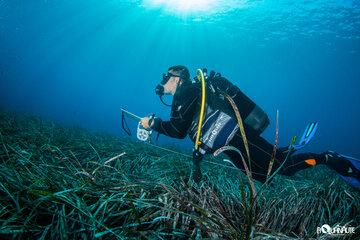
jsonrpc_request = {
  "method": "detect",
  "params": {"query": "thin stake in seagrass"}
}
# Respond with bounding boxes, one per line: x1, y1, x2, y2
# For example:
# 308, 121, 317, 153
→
267, 110, 279, 180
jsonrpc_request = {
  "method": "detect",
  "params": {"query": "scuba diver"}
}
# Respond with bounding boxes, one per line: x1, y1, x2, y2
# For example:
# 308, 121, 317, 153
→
140, 65, 360, 189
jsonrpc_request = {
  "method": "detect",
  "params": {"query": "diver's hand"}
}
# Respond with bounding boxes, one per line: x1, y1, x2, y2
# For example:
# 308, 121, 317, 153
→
140, 117, 151, 129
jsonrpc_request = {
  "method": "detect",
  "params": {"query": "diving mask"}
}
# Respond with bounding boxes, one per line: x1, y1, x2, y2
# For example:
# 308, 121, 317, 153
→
155, 72, 180, 96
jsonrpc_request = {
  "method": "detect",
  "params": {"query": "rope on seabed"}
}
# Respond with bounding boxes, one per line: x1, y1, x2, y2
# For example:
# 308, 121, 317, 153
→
143, 141, 269, 177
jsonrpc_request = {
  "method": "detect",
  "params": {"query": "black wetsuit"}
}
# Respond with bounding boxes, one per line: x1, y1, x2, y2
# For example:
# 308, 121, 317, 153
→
151, 80, 327, 183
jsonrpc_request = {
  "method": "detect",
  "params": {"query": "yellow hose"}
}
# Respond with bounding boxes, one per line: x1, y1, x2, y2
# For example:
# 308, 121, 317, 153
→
195, 69, 206, 150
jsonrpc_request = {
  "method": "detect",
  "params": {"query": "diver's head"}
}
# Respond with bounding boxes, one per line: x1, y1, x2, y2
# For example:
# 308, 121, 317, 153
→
155, 65, 190, 96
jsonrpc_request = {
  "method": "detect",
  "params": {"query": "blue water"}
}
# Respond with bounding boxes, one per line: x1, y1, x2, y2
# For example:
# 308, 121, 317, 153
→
1, 0, 360, 157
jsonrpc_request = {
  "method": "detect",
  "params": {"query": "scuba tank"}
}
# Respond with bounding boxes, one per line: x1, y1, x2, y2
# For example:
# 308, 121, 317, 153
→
205, 69, 269, 136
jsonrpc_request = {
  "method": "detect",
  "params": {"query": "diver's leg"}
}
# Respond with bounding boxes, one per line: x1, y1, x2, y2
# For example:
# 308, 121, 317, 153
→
224, 131, 278, 183
222, 148, 268, 183
222, 131, 332, 181
276, 151, 360, 189
322, 151, 360, 180
277, 153, 326, 176
225, 130, 329, 180
274, 151, 360, 177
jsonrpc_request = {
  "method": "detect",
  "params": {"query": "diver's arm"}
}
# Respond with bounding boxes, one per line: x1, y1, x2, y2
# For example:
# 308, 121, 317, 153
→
151, 92, 199, 139
151, 117, 188, 139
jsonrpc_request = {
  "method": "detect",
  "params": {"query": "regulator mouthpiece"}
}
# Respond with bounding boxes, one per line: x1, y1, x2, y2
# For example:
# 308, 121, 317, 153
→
155, 84, 164, 96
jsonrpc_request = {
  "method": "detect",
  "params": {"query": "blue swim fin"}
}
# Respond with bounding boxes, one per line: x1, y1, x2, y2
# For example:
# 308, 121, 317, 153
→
293, 122, 319, 151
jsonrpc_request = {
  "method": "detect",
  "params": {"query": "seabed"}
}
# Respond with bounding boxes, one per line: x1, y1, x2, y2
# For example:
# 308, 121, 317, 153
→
0, 110, 358, 239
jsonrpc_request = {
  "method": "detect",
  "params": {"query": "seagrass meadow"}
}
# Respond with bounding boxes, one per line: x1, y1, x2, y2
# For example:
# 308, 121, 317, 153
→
0, 110, 359, 239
